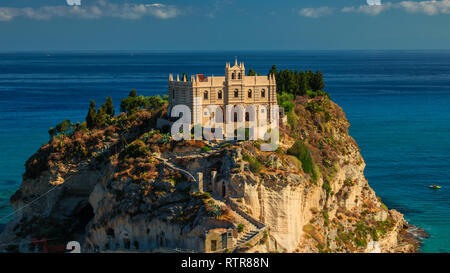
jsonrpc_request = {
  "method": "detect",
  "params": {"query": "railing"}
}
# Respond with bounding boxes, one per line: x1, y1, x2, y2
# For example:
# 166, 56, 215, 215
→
226, 199, 265, 229
154, 157, 197, 183
174, 247, 197, 253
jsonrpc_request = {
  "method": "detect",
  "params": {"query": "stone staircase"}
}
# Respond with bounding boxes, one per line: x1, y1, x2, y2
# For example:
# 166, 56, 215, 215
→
231, 208, 259, 246
237, 230, 260, 246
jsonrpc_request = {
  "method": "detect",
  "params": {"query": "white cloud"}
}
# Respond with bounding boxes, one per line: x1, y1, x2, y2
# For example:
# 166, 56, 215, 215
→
298, 6, 334, 18
367, 0, 382, 6
298, 0, 450, 18
399, 0, 450, 15
66, 0, 81, 6
342, 2, 393, 16
0, 0, 180, 21
0, 8, 15, 21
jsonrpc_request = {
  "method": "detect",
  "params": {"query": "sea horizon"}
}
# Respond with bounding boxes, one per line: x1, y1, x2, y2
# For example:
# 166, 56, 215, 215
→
1, 49, 450, 53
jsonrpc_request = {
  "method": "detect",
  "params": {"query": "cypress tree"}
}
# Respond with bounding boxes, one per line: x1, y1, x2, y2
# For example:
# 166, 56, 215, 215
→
86, 100, 97, 129
247, 68, 257, 76
299, 71, 309, 94
269, 65, 277, 78
95, 106, 108, 128
311, 71, 325, 91
104, 96, 115, 117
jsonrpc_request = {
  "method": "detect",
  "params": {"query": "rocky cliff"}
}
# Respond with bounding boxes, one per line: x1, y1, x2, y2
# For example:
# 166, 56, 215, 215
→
0, 94, 422, 253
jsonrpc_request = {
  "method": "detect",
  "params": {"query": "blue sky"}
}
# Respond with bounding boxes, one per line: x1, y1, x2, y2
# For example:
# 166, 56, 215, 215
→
0, 0, 450, 50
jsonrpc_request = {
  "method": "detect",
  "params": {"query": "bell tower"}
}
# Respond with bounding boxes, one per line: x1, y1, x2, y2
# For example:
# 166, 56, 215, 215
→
225, 58, 245, 82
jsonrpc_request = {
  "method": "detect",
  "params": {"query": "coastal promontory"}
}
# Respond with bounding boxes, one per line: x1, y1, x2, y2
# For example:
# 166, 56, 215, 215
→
0, 87, 420, 253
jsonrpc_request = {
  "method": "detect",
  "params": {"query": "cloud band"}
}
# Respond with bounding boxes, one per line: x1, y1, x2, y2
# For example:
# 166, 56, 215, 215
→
0, 0, 180, 22
299, 0, 450, 18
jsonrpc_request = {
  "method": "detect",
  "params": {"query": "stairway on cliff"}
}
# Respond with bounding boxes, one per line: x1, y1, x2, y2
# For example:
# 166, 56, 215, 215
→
231, 209, 259, 247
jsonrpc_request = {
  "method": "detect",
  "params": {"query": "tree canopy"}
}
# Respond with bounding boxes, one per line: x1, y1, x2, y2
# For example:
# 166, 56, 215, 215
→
270, 66, 326, 96
120, 90, 166, 115
247, 68, 259, 76
48, 119, 74, 139
85, 97, 116, 130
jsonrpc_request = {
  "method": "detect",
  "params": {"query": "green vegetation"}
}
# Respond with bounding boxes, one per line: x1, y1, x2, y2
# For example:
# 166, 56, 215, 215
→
336, 218, 395, 250
158, 132, 171, 144
269, 65, 327, 97
374, 218, 395, 236
322, 181, 332, 195
202, 146, 211, 152
195, 192, 211, 200
247, 68, 259, 76
322, 210, 330, 227
122, 140, 150, 159
237, 224, 245, 233
86, 100, 97, 129
302, 224, 314, 233
84, 97, 115, 129
48, 119, 74, 139
104, 96, 115, 116
277, 92, 295, 113
207, 204, 221, 218
353, 222, 372, 247
120, 89, 166, 115
287, 140, 317, 181
344, 178, 355, 187
242, 153, 262, 173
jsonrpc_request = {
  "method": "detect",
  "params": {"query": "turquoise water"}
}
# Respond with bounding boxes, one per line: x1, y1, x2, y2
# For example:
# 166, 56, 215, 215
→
0, 51, 449, 252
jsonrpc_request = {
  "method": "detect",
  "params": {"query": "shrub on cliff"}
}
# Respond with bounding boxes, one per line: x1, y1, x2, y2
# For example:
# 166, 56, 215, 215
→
84, 97, 116, 130
122, 140, 150, 159
120, 90, 165, 115
238, 224, 245, 233
242, 153, 262, 173
48, 119, 74, 139
287, 140, 317, 181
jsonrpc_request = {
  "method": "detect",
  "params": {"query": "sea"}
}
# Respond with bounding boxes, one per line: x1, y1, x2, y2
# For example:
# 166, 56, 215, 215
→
0, 51, 449, 253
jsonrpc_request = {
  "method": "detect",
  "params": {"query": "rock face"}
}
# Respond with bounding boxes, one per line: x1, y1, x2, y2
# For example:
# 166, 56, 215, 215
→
0, 96, 421, 253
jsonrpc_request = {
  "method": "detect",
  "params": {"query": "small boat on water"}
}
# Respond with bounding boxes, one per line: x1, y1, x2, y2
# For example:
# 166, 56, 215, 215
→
429, 185, 441, 189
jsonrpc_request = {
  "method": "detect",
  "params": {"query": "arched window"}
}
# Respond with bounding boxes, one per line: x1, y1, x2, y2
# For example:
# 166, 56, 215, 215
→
204, 91, 208, 100
232, 72, 236, 80
245, 112, 250, 121
234, 89, 239, 98
261, 89, 265, 98
234, 112, 238, 122
248, 89, 252, 98
172, 89, 175, 99
218, 90, 223, 99
238, 73, 242, 79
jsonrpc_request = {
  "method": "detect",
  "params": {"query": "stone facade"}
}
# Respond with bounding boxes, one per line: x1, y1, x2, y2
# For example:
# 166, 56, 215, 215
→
205, 228, 233, 252
168, 59, 277, 130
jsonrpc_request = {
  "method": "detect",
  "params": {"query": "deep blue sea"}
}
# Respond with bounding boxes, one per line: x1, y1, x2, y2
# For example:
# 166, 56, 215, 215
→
0, 51, 449, 252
